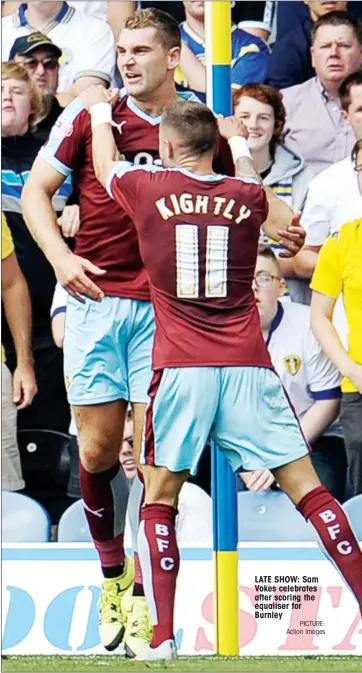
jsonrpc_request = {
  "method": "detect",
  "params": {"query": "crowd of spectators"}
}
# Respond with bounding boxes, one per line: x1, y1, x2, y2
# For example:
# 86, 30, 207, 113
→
1, 1, 362, 538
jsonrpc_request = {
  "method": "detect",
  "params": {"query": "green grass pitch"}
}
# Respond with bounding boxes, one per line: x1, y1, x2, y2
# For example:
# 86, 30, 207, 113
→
2, 656, 362, 673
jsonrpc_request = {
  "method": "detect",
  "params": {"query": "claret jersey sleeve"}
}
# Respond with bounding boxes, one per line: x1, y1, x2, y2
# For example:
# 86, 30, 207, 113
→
39, 97, 89, 177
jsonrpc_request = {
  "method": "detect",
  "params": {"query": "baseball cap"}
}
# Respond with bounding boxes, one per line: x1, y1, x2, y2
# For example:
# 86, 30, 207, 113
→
9, 33, 62, 61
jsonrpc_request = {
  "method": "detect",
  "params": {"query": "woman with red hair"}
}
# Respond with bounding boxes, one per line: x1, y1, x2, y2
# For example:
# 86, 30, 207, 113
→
234, 83, 313, 303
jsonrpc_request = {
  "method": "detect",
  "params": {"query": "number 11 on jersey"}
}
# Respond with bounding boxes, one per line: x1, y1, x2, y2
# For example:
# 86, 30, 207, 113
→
176, 224, 229, 299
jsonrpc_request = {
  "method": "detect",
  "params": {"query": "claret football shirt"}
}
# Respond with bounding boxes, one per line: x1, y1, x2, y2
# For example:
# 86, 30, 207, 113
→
40, 90, 233, 300
107, 162, 271, 370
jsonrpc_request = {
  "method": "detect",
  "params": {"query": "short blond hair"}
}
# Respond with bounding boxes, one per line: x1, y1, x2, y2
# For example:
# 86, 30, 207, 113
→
2, 61, 44, 129
124, 8, 181, 50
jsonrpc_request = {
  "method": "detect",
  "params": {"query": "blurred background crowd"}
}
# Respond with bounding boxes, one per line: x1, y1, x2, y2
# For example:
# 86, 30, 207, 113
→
1, 1, 362, 543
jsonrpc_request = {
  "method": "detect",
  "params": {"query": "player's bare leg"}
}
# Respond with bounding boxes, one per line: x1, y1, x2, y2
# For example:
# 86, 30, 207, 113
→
74, 400, 134, 650
123, 401, 153, 656
127, 465, 189, 660
272, 455, 362, 613
131, 402, 147, 468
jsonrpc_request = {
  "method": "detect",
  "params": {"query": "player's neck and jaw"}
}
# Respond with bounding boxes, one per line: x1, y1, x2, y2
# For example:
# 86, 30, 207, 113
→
178, 151, 215, 175
129, 78, 179, 118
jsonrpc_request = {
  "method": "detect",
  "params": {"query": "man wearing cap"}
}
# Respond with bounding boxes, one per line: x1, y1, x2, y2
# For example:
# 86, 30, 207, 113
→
2, 1, 115, 96
10, 33, 67, 138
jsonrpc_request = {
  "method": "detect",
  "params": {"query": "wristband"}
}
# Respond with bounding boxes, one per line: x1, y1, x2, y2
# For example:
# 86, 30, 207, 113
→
228, 136, 252, 162
90, 102, 113, 129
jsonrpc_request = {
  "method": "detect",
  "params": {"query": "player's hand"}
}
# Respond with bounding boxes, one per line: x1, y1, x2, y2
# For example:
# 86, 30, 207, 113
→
12, 363, 37, 410
277, 212, 306, 258
57, 204, 80, 238
53, 250, 106, 303
239, 469, 275, 492
80, 85, 119, 112
217, 115, 249, 141
346, 363, 362, 394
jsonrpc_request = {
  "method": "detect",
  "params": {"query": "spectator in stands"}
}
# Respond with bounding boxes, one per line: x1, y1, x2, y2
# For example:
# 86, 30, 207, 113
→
239, 246, 346, 501
1, 2, 115, 97
174, 0, 270, 95
2, 212, 37, 492
120, 410, 137, 483
294, 69, 362, 279
270, 0, 362, 43
233, 83, 313, 304
267, 2, 348, 90
311, 168, 362, 496
50, 282, 80, 500
9, 33, 70, 140
2, 61, 71, 433
2, 1, 131, 40
233, 1, 270, 42
282, 11, 362, 176
101, 1, 270, 39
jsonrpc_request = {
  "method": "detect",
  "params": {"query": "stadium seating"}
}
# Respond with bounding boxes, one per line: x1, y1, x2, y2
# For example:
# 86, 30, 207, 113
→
17, 429, 71, 492
343, 495, 362, 541
237, 490, 317, 542
2, 491, 50, 542
57, 499, 92, 542
17, 429, 73, 524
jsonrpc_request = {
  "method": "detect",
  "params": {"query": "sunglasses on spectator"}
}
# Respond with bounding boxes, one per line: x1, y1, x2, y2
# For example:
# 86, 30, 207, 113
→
354, 164, 362, 173
253, 272, 281, 288
23, 56, 59, 71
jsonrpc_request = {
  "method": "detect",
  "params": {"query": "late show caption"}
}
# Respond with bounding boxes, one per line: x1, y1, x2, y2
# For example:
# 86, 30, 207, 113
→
254, 575, 325, 634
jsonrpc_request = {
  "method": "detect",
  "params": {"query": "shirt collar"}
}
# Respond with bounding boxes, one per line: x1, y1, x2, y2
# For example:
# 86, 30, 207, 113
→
182, 21, 205, 46
316, 77, 329, 101
316, 77, 340, 105
18, 2, 69, 27
266, 301, 284, 347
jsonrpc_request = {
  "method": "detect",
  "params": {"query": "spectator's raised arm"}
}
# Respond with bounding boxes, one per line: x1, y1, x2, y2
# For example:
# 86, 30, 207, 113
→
1, 216, 37, 409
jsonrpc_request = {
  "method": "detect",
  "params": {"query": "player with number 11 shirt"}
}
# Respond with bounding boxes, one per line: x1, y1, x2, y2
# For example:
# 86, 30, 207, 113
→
21, 9, 236, 653
89, 95, 362, 661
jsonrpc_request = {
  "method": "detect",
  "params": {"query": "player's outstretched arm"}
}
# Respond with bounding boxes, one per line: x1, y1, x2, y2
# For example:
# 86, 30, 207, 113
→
81, 86, 121, 189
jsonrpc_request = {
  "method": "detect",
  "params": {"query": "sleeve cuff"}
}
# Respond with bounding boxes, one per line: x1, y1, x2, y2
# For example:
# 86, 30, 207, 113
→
311, 387, 342, 401
39, 147, 72, 178
73, 70, 111, 84
51, 306, 67, 320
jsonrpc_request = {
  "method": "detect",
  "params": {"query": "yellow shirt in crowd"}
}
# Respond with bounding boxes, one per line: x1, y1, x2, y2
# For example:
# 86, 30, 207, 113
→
311, 218, 362, 393
2, 213, 15, 363
2, 212, 14, 261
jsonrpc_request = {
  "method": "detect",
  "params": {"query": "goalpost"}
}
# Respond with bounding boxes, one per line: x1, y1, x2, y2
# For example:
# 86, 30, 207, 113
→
205, 1, 239, 657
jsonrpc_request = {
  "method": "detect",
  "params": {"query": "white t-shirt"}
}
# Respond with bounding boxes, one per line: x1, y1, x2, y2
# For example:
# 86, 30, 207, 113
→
50, 283, 77, 436
266, 301, 342, 438
2, 3, 115, 92
67, 1, 107, 22
301, 156, 362, 247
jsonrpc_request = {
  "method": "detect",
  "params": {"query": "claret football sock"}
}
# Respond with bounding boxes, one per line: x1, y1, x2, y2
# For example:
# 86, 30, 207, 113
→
137, 503, 179, 648
297, 486, 362, 612
79, 461, 129, 572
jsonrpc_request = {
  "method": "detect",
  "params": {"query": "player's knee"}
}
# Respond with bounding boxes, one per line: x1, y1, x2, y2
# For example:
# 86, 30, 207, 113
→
79, 438, 120, 473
